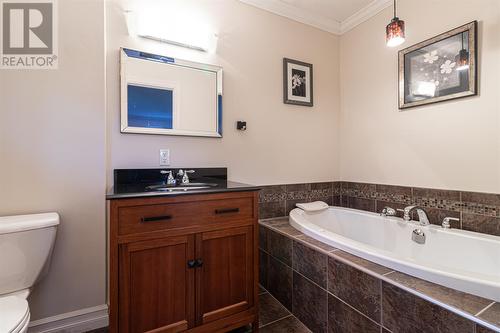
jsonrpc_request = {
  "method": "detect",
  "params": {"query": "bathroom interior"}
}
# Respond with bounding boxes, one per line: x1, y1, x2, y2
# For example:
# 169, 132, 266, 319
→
0, 0, 499, 332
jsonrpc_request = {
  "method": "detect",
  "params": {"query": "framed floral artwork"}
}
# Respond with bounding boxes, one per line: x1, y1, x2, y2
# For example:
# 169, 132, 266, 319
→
399, 21, 477, 109
283, 58, 313, 107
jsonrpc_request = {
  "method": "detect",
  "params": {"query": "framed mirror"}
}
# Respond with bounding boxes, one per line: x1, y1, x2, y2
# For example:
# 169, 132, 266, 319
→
120, 48, 223, 137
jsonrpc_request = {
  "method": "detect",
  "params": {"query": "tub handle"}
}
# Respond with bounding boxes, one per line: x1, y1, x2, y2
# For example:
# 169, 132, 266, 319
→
442, 217, 459, 229
380, 206, 397, 217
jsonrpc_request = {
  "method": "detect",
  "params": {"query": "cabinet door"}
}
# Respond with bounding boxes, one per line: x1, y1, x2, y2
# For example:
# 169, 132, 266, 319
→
196, 226, 254, 325
119, 235, 195, 333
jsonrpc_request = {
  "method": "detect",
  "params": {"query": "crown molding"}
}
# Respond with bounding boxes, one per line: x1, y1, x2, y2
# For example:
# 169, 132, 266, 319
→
238, 0, 341, 34
340, 0, 392, 34
239, 0, 393, 35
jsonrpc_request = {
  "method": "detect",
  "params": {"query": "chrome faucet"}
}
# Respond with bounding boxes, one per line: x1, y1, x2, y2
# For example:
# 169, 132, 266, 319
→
177, 169, 195, 184
403, 205, 430, 226
160, 170, 176, 185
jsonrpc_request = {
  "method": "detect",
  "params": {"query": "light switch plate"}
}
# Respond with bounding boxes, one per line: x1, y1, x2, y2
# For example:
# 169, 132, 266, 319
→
159, 149, 170, 166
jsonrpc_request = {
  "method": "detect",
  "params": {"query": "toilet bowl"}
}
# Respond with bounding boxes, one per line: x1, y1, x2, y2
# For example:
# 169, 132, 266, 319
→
0, 213, 59, 332
0, 295, 30, 333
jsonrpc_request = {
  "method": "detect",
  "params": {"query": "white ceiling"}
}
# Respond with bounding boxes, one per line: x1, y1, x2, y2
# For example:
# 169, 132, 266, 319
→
239, 0, 392, 34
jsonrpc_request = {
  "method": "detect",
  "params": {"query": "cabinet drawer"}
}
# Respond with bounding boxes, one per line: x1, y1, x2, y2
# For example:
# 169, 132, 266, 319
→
118, 197, 254, 236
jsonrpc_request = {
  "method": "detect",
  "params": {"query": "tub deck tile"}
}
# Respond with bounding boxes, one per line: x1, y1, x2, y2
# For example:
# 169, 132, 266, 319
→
260, 218, 302, 237
476, 324, 499, 333
330, 249, 393, 276
267, 229, 292, 266
268, 255, 293, 311
479, 302, 500, 328
384, 271, 493, 316
295, 234, 338, 253
382, 281, 475, 333
293, 240, 328, 288
292, 272, 328, 333
328, 294, 380, 333
327, 256, 382, 323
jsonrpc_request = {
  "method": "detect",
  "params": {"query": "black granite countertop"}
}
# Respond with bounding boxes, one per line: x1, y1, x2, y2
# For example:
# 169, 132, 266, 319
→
106, 168, 260, 200
106, 180, 260, 199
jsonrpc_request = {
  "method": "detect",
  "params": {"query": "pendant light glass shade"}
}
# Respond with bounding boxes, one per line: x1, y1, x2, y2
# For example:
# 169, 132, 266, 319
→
456, 48, 469, 71
386, 0, 405, 47
456, 33, 469, 71
386, 17, 405, 47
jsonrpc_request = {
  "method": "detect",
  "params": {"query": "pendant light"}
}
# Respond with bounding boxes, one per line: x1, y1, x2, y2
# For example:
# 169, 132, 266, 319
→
386, 0, 405, 47
456, 33, 469, 71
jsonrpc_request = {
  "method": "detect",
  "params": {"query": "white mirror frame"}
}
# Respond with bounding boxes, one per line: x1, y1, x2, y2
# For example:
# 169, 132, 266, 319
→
120, 48, 223, 137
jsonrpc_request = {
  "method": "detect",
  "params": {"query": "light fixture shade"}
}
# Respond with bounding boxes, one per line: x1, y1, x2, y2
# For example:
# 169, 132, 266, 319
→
386, 17, 405, 47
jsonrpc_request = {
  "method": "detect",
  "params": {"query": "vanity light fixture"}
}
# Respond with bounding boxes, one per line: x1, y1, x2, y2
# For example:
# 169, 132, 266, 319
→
138, 35, 209, 52
456, 33, 470, 71
124, 9, 216, 53
386, 0, 405, 47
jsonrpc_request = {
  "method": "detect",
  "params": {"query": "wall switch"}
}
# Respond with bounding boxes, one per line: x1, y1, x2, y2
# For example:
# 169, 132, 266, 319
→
159, 149, 170, 166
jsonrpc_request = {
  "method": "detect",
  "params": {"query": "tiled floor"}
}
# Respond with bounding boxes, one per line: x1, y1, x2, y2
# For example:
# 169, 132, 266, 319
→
85, 286, 309, 333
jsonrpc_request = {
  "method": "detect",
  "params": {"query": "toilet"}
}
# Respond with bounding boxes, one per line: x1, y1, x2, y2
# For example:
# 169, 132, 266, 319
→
0, 213, 59, 333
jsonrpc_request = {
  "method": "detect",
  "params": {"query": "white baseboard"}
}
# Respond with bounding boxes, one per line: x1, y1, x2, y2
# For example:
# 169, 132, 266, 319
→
28, 304, 108, 333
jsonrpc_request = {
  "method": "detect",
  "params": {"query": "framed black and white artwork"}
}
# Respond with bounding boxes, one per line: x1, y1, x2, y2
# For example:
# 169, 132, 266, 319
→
399, 21, 477, 109
283, 58, 313, 107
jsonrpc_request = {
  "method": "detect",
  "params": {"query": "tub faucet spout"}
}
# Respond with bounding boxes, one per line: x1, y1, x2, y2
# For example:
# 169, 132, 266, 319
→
403, 205, 430, 226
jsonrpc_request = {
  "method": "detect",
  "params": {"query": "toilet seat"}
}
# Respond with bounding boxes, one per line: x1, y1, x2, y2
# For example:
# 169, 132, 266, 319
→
0, 296, 30, 333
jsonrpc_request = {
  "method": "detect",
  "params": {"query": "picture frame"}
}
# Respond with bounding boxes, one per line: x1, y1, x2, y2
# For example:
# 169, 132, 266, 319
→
283, 58, 313, 107
398, 21, 477, 109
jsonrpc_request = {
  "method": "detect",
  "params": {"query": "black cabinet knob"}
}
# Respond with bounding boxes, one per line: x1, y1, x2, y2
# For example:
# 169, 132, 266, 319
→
187, 260, 196, 268
195, 259, 203, 268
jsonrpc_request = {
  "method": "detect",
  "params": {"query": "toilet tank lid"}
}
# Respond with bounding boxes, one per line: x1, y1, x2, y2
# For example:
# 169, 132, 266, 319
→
0, 213, 59, 234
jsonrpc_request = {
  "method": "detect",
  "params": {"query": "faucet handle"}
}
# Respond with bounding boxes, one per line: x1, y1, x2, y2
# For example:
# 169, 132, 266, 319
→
442, 217, 460, 229
397, 208, 410, 221
380, 206, 396, 217
166, 171, 176, 185
181, 170, 195, 184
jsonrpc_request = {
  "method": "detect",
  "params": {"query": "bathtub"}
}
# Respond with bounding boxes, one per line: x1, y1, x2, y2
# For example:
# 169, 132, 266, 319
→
289, 207, 500, 302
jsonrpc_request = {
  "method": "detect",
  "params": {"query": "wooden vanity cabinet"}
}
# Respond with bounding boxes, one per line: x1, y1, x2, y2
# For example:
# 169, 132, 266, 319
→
108, 191, 259, 333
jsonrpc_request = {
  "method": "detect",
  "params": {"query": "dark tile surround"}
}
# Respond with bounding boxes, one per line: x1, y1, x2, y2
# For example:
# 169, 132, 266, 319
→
259, 218, 500, 333
259, 181, 500, 237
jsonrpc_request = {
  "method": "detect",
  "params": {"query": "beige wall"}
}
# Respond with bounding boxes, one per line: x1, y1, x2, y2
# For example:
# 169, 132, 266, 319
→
339, 0, 500, 193
106, 0, 341, 187
0, 0, 106, 320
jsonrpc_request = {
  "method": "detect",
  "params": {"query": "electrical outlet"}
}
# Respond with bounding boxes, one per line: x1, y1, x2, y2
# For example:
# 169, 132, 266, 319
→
159, 149, 170, 166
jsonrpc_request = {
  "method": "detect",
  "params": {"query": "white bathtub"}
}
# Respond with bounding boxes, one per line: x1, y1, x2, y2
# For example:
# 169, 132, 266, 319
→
290, 207, 500, 302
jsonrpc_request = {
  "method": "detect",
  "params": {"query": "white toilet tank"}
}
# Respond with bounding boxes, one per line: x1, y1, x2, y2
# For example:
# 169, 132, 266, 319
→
0, 213, 59, 297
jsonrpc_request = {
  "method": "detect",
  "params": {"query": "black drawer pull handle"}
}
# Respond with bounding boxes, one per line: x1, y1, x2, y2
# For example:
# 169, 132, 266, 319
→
141, 215, 172, 223
215, 208, 240, 214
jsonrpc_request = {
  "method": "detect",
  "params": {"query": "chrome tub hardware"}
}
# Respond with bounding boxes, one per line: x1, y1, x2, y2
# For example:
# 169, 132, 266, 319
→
403, 205, 430, 226
442, 217, 460, 229
412, 228, 426, 244
380, 206, 397, 217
